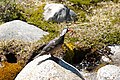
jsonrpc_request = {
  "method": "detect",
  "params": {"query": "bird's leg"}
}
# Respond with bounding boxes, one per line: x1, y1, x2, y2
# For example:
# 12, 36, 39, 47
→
50, 54, 60, 63
37, 54, 60, 65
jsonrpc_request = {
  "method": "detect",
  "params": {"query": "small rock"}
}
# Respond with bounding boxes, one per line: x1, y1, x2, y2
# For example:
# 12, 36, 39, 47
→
97, 65, 120, 80
15, 55, 84, 80
43, 3, 77, 22
108, 45, 120, 54
108, 45, 120, 66
101, 56, 111, 63
0, 20, 49, 42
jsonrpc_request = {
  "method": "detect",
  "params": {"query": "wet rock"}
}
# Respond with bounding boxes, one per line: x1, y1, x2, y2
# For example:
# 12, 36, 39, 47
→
97, 65, 120, 80
15, 55, 84, 80
0, 20, 49, 42
43, 3, 77, 23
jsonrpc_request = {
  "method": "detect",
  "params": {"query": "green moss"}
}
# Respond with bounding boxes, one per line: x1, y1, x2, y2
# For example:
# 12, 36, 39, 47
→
63, 43, 75, 63
68, 0, 117, 5
112, 0, 119, 3
111, 12, 120, 25
24, 4, 63, 35
68, 0, 93, 5
103, 30, 120, 44
78, 11, 89, 22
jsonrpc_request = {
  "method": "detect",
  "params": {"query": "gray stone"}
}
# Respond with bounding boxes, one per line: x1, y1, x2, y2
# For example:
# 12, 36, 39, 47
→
97, 65, 120, 80
108, 45, 120, 66
101, 56, 111, 63
80, 71, 97, 80
15, 54, 84, 80
43, 3, 77, 23
0, 20, 49, 42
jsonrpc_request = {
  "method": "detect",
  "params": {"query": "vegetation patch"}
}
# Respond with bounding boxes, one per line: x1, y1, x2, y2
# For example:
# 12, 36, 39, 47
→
0, 62, 22, 80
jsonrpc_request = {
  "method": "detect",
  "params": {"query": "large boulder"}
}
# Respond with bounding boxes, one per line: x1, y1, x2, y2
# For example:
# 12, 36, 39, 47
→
97, 65, 120, 80
15, 55, 84, 80
0, 20, 49, 42
80, 71, 97, 80
43, 3, 77, 23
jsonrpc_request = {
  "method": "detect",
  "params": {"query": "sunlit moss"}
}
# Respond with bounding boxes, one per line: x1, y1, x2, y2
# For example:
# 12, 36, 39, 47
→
0, 62, 22, 80
63, 43, 75, 63
68, 0, 99, 5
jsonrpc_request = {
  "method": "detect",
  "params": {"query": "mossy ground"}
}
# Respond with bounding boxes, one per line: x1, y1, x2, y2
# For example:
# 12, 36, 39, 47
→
0, 62, 22, 80
0, 0, 119, 48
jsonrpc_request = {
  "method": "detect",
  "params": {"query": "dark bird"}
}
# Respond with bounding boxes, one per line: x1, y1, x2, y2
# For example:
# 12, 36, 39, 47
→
34, 28, 73, 59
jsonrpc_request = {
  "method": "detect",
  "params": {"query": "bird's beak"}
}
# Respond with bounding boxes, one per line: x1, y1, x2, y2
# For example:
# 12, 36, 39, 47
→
68, 28, 73, 32
68, 28, 74, 36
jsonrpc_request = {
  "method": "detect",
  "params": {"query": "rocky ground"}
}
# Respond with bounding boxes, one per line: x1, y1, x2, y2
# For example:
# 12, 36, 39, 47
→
0, 0, 120, 80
